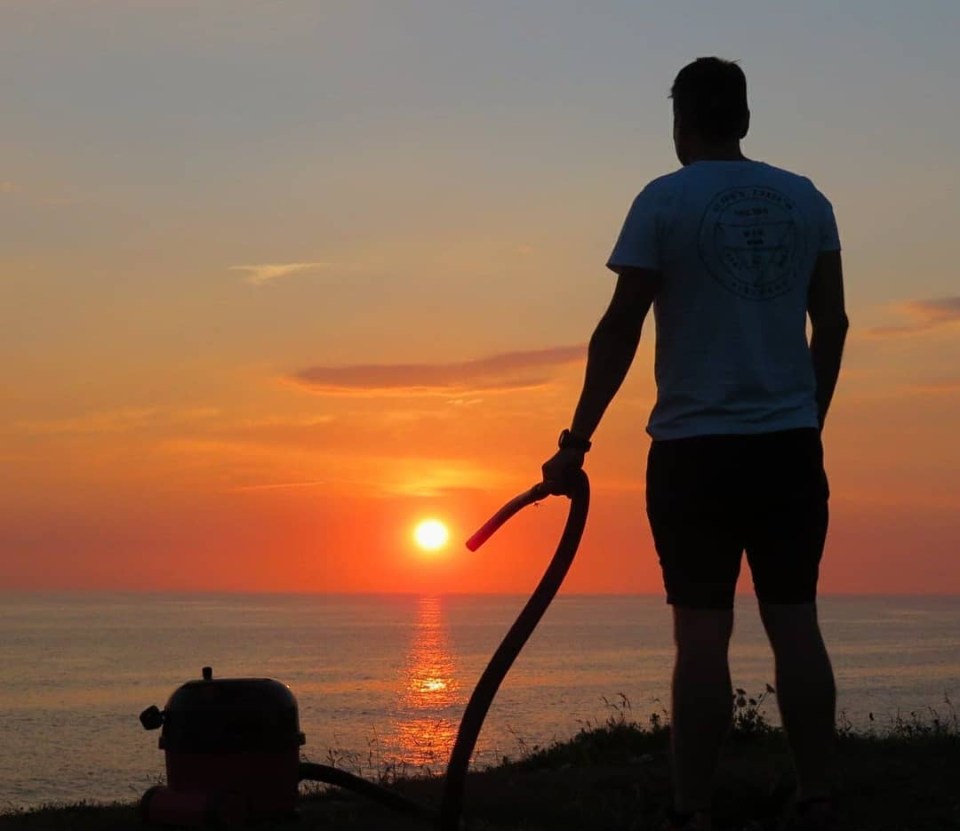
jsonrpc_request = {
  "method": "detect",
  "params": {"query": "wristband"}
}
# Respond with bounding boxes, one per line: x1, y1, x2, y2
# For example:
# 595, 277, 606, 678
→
558, 429, 592, 452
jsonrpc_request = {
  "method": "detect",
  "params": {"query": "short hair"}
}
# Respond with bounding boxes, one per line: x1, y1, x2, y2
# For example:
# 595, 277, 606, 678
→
670, 57, 749, 141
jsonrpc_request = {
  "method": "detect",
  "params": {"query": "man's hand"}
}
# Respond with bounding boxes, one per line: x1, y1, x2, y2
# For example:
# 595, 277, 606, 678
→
541, 447, 586, 495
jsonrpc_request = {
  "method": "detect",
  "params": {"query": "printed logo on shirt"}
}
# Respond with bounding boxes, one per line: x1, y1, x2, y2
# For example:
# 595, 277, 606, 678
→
698, 186, 804, 300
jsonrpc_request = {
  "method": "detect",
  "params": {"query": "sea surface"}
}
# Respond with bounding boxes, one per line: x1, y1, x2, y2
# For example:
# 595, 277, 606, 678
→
1, 593, 958, 811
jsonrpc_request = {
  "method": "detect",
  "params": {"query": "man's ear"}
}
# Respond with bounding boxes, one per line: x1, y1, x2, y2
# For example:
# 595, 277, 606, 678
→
738, 109, 751, 140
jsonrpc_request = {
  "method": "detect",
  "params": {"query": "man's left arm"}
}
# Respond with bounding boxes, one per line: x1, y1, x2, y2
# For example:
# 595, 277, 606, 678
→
542, 268, 659, 485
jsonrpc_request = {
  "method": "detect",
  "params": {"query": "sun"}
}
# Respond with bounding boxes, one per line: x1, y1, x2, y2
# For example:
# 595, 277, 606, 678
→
413, 519, 450, 552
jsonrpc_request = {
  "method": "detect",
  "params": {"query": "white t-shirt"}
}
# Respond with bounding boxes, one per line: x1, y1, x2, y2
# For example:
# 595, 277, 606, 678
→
607, 159, 841, 440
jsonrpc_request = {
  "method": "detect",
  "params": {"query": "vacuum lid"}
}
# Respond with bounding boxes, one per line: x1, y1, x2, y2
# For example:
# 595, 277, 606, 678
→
141, 666, 306, 752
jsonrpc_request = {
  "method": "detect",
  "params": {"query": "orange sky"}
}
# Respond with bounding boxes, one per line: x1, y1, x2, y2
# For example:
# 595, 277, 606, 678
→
2, 3, 959, 594
3, 340, 959, 594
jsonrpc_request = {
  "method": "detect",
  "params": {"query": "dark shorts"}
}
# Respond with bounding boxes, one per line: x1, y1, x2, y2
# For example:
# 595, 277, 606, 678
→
646, 428, 829, 609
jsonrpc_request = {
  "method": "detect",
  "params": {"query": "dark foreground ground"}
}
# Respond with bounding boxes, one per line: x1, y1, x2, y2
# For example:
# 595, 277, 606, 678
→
3, 705, 959, 831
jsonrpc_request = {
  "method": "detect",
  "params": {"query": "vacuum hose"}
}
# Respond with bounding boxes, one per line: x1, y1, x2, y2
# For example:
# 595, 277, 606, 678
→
298, 762, 436, 820
297, 470, 590, 831
439, 469, 589, 830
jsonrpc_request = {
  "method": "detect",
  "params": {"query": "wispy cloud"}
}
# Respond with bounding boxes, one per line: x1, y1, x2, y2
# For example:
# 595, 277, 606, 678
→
0, 180, 86, 206
16, 407, 220, 436
290, 344, 586, 396
230, 480, 331, 492
16, 408, 158, 436
224, 461, 510, 499
234, 415, 335, 430
902, 379, 960, 395
230, 261, 329, 286
866, 297, 960, 338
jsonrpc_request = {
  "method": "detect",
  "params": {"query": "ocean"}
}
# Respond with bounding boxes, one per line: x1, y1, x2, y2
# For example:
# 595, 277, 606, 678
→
1, 593, 958, 811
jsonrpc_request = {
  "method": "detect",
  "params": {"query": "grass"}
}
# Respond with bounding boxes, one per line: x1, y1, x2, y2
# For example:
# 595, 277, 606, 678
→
2, 691, 958, 830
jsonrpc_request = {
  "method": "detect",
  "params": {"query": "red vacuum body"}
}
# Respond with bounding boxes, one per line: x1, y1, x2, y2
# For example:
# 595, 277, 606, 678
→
140, 666, 305, 826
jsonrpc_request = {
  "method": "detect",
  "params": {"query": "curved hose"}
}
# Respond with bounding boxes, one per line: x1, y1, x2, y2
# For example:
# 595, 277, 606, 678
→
298, 762, 437, 820
439, 469, 590, 831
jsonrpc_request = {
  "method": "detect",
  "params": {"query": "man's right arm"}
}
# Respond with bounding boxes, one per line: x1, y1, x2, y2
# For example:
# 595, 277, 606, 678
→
807, 250, 849, 429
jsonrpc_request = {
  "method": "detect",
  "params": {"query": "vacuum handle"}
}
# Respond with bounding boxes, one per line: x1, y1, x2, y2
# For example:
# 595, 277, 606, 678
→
466, 480, 567, 552
139, 705, 164, 730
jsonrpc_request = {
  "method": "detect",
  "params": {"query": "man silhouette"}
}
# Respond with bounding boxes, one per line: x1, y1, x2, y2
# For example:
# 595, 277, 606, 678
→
542, 57, 848, 831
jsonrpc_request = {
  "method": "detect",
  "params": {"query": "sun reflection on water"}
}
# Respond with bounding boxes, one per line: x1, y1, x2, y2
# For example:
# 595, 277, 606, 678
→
387, 596, 462, 769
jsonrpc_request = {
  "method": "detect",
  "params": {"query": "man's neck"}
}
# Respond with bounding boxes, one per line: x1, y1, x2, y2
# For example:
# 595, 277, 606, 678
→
686, 141, 746, 164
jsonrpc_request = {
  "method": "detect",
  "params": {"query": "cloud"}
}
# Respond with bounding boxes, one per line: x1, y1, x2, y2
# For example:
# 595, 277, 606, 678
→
16, 408, 158, 436
230, 261, 329, 286
230, 480, 330, 492
16, 407, 220, 436
903, 379, 960, 395
290, 344, 586, 396
234, 415, 335, 430
865, 297, 960, 338
225, 460, 511, 499
0, 180, 86, 206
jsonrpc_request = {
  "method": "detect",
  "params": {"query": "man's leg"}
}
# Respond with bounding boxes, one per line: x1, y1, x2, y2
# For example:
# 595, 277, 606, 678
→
647, 436, 743, 829
671, 606, 735, 819
758, 601, 836, 801
746, 431, 835, 803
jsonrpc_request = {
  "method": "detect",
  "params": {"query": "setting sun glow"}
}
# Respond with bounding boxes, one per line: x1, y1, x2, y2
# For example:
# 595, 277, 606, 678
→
413, 519, 450, 552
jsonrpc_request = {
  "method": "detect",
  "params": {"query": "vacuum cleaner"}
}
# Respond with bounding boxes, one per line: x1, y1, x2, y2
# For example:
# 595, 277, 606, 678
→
139, 469, 589, 829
